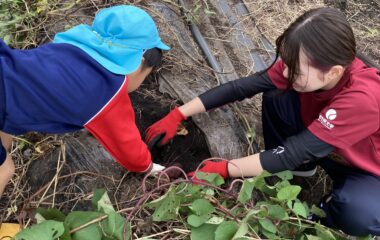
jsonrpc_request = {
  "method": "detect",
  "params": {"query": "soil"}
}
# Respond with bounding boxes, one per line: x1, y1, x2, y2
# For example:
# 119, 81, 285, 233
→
130, 75, 211, 173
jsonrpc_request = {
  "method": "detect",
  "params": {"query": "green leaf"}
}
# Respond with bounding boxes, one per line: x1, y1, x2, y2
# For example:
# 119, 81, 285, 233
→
238, 171, 272, 204
287, 200, 293, 209
35, 208, 71, 240
215, 221, 238, 240
261, 228, 278, 239
35, 208, 66, 223
238, 178, 256, 204
306, 235, 321, 240
178, 182, 201, 193
148, 187, 180, 221
278, 224, 300, 239
292, 201, 308, 218
59, 223, 72, 240
15, 220, 65, 240
275, 180, 291, 191
233, 211, 259, 239
119, 221, 132, 240
259, 219, 277, 234
92, 189, 115, 214
191, 199, 214, 216
232, 222, 250, 239
187, 199, 214, 227
176, 183, 202, 204
315, 223, 336, 240
206, 216, 224, 225
230, 207, 245, 217
191, 224, 218, 240
65, 211, 104, 240
310, 205, 326, 218
92, 188, 106, 207
205, 188, 215, 196
195, 172, 225, 186
100, 212, 125, 240
277, 185, 301, 201
187, 214, 208, 227
254, 174, 276, 196
275, 170, 293, 180
255, 206, 269, 218
267, 204, 289, 220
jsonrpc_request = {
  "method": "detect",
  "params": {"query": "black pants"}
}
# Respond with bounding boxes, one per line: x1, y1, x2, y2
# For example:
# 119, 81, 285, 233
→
262, 90, 380, 236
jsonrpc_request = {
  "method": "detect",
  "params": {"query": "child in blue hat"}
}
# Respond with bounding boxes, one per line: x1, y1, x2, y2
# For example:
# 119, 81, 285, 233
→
0, 5, 170, 197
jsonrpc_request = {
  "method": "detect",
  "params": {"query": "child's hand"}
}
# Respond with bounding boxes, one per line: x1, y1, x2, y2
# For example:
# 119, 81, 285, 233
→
188, 159, 229, 180
145, 107, 186, 146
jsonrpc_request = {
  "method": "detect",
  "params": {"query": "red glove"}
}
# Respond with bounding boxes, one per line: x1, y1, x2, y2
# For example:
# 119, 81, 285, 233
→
145, 107, 187, 146
188, 160, 229, 180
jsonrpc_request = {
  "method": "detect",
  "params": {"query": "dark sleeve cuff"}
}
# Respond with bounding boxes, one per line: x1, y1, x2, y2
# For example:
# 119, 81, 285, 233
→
0, 145, 6, 166
259, 129, 334, 173
259, 150, 286, 173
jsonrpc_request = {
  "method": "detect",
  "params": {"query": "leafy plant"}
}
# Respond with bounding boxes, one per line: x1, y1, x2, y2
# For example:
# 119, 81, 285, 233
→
15, 189, 131, 240
181, 0, 216, 24
0, 0, 38, 47
0, 0, 78, 48
144, 171, 348, 239
14, 170, 365, 239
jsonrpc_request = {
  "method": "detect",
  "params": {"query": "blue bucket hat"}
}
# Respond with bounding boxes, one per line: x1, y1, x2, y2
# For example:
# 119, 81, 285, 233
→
54, 5, 170, 75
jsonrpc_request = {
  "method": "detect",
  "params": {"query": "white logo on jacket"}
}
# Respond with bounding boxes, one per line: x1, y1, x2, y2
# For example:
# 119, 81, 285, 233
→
325, 109, 337, 120
273, 146, 285, 154
318, 109, 336, 130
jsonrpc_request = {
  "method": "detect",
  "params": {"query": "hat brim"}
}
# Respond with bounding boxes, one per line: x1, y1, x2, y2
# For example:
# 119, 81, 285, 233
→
94, 48, 143, 75
59, 41, 143, 75
54, 24, 169, 75
156, 41, 170, 51
54, 25, 144, 75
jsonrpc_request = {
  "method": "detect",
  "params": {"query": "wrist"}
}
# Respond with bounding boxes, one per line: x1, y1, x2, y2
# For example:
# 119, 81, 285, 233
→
142, 162, 153, 173
178, 97, 206, 118
225, 161, 230, 178
174, 107, 187, 120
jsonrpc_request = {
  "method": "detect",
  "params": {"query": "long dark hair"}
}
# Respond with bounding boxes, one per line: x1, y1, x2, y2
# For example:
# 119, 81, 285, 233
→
271, 7, 358, 88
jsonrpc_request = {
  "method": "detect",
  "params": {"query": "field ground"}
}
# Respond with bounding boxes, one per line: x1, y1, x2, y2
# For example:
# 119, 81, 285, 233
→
0, 0, 378, 238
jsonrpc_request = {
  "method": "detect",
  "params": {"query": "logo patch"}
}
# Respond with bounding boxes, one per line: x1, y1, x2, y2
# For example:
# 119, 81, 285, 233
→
272, 146, 285, 154
325, 109, 337, 120
318, 109, 336, 130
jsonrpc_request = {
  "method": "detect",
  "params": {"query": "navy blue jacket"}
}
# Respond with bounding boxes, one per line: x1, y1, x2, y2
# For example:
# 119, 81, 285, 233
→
0, 40, 151, 171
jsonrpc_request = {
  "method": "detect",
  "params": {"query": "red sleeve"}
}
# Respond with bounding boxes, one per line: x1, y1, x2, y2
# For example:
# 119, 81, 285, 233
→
267, 59, 288, 90
84, 80, 152, 173
308, 90, 379, 149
